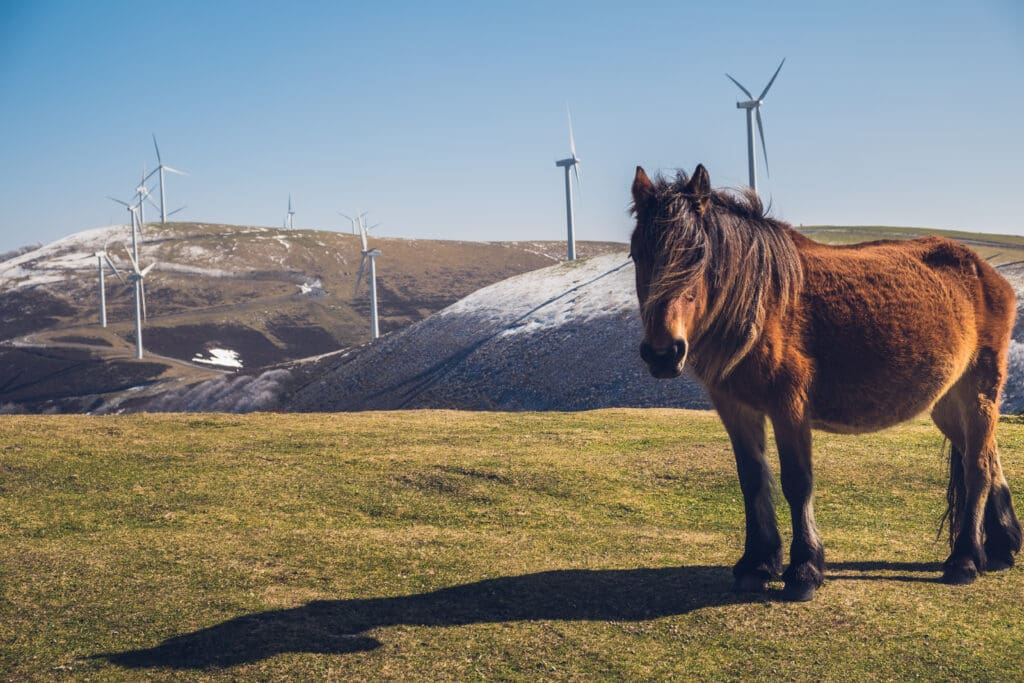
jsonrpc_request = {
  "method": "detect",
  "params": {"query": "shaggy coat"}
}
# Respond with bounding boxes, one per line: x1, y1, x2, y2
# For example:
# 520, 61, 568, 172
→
630, 164, 1021, 600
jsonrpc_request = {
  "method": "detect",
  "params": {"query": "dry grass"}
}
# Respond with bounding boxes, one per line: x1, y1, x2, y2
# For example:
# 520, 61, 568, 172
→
2, 410, 1024, 681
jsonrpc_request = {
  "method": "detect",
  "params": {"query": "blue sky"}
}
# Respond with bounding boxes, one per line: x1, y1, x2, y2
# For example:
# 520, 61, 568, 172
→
1, 1, 1022, 253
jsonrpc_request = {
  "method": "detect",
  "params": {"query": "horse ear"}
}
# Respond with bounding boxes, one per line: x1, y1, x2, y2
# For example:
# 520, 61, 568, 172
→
632, 166, 654, 208
688, 164, 712, 215
689, 164, 711, 195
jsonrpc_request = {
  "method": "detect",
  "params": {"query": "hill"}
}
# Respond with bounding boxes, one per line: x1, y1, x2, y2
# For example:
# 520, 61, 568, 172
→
0, 222, 621, 413
278, 226, 1024, 414
3, 411, 1023, 679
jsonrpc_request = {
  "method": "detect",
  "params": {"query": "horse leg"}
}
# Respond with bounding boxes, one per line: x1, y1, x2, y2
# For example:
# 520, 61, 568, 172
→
712, 395, 782, 592
772, 415, 825, 601
984, 457, 1022, 571
974, 348, 1023, 571
934, 349, 1019, 583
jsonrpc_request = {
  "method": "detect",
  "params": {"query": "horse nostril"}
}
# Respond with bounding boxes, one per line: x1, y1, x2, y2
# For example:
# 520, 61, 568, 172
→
641, 340, 687, 366
671, 340, 687, 364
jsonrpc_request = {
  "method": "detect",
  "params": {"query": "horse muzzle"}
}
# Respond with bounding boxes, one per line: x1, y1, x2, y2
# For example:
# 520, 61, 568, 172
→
640, 340, 687, 379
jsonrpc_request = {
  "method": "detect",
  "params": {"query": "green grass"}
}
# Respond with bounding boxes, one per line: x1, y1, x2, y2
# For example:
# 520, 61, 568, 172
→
2, 410, 1024, 681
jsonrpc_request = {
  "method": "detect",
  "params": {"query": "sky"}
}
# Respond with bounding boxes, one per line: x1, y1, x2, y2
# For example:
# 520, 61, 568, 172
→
1, 0, 1022, 254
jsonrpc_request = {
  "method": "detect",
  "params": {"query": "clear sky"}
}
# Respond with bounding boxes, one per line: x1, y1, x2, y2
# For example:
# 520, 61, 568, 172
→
1, 0, 1022, 253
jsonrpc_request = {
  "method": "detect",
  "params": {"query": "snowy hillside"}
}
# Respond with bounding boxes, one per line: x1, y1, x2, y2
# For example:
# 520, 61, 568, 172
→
285, 253, 710, 412
0, 221, 624, 413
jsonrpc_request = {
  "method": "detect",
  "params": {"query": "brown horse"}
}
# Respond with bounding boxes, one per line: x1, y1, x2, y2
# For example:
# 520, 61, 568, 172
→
629, 164, 1022, 601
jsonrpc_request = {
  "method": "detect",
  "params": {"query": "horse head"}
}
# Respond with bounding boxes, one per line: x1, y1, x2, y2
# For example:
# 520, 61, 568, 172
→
629, 164, 712, 379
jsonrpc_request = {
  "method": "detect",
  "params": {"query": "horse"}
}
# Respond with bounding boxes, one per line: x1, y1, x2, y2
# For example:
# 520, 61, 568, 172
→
629, 164, 1022, 601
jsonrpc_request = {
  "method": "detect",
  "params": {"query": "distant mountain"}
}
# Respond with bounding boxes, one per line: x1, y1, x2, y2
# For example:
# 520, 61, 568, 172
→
0, 222, 622, 413
7, 223, 1024, 415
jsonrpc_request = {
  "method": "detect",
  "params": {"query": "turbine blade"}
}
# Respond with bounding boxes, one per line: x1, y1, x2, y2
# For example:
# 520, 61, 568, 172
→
163, 166, 187, 176
152, 134, 162, 164
108, 196, 130, 207
758, 57, 786, 101
147, 197, 160, 211
168, 206, 186, 217
572, 162, 582, 197
140, 279, 147, 321
725, 73, 754, 99
360, 227, 368, 251
123, 245, 139, 272
567, 103, 577, 159
140, 262, 157, 277
105, 255, 125, 284
354, 257, 367, 296
756, 108, 770, 177
144, 167, 160, 182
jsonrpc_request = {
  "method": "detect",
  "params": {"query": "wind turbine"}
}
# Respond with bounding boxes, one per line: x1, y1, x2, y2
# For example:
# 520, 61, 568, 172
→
93, 247, 124, 328
146, 135, 188, 223
554, 105, 582, 261
123, 243, 156, 359
285, 195, 295, 229
339, 211, 367, 235
725, 58, 786, 194
353, 220, 382, 341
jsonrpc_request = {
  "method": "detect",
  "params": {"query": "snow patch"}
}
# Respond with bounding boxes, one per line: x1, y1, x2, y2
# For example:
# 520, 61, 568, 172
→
298, 278, 324, 296
192, 348, 244, 368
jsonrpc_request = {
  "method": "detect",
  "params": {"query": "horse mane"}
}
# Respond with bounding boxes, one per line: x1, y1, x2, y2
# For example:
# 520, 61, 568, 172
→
634, 170, 804, 381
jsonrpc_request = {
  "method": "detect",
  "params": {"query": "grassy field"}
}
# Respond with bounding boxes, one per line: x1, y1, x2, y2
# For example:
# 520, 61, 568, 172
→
2, 410, 1024, 681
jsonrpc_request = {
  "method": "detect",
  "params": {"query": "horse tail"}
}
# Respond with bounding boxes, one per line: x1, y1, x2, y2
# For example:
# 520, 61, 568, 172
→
939, 442, 966, 549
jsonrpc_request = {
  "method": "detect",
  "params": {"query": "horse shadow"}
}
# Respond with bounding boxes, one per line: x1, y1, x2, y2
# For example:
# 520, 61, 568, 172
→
99, 561, 940, 670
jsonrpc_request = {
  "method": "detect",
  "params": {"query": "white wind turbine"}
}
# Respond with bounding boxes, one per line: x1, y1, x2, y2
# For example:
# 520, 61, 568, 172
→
285, 195, 295, 229
145, 135, 188, 223
93, 246, 124, 328
725, 58, 786, 194
554, 105, 582, 261
353, 220, 382, 341
123, 239, 156, 359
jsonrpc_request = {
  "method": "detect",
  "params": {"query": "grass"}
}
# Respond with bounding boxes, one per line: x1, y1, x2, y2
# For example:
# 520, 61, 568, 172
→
2, 410, 1024, 681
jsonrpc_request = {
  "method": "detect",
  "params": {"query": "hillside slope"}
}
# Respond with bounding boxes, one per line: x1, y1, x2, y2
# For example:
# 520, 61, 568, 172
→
287, 252, 708, 411
0, 222, 621, 412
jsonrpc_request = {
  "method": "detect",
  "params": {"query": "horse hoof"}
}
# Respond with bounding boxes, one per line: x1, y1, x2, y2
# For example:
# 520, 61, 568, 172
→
781, 582, 817, 602
985, 555, 1014, 572
733, 575, 768, 593
941, 564, 978, 585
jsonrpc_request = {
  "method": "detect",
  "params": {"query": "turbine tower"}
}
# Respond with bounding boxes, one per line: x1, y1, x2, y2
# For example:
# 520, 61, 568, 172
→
146, 135, 188, 223
353, 220, 382, 341
123, 241, 156, 359
93, 247, 124, 328
286, 195, 295, 229
725, 58, 785, 194
554, 106, 582, 261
